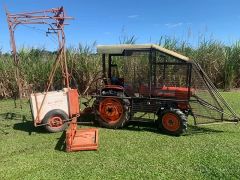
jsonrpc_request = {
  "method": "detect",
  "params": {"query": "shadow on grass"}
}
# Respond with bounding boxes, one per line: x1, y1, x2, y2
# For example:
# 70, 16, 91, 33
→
7, 111, 225, 137
0, 112, 29, 122
0, 112, 35, 135
183, 125, 224, 136
124, 120, 224, 136
13, 121, 46, 135
76, 115, 225, 136
54, 131, 66, 152
10, 113, 95, 136
125, 120, 159, 134
12, 119, 67, 152
78, 113, 95, 122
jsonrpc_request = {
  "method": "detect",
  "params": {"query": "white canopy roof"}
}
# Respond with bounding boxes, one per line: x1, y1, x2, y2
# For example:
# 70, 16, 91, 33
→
97, 44, 190, 61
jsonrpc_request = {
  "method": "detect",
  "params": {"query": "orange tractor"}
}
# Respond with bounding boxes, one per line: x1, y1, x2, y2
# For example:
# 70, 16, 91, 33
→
92, 44, 239, 136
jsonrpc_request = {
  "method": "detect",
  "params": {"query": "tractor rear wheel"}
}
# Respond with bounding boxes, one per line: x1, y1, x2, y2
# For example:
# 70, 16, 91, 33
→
42, 109, 68, 133
158, 108, 187, 136
94, 97, 130, 129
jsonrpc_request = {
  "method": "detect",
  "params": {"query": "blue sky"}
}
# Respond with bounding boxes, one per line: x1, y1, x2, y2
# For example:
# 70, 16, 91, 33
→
0, 0, 240, 52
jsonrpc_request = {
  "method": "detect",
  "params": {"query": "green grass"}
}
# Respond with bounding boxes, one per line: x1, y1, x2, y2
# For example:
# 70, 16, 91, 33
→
0, 93, 240, 179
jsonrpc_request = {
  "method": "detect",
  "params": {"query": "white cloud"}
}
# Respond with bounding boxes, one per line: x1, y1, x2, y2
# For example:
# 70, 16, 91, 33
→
165, 22, 183, 28
128, 14, 139, 19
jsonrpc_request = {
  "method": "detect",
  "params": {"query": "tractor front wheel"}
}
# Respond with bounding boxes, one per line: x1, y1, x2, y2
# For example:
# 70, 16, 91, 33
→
158, 109, 187, 136
94, 97, 129, 129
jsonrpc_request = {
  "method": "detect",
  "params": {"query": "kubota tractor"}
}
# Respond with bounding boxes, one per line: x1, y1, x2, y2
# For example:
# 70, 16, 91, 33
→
93, 44, 239, 135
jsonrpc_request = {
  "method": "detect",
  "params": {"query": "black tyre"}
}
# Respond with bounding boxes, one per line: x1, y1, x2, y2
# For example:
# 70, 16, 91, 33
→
42, 109, 68, 133
158, 108, 187, 136
94, 97, 130, 129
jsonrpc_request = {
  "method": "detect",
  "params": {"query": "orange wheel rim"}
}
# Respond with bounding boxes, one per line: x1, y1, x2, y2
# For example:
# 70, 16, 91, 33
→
99, 98, 123, 124
162, 113, 180, 132
49, 116, 63, 128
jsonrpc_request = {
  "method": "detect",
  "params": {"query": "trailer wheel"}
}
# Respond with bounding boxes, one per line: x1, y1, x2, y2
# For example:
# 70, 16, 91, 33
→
94, 97, 129, 129
42, 109, 68, 133
158, 109, 187, 136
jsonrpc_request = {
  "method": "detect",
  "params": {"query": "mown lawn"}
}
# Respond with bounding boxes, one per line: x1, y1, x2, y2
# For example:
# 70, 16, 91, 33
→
0, 92, 240, 179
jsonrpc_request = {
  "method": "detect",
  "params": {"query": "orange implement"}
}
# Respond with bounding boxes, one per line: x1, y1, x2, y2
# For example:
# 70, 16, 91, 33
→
66, 118, 98, 152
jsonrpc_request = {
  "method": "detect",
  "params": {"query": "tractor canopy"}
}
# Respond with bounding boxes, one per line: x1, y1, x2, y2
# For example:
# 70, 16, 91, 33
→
97, 44, 190, 61
97, 44, 239, 125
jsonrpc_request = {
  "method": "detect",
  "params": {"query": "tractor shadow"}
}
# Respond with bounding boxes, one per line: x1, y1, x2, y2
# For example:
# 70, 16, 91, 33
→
124, 120, 224, 136
3, 111, 225, 137
183, 125, 224, 136
125, 120, 159, 133
78, 113, 95, 123
76, 115, 225, 136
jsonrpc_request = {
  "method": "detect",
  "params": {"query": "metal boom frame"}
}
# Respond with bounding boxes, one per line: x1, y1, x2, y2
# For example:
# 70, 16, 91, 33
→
6, 6, 73, 106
